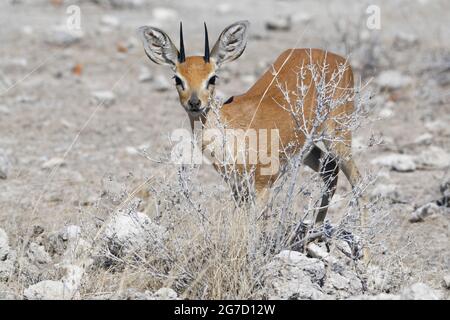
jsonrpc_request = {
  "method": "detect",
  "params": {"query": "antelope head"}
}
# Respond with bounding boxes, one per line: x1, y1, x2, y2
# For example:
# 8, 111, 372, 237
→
138, 21, 250, 116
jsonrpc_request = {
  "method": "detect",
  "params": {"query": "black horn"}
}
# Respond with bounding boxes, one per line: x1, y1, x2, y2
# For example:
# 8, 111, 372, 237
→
204, 22, 210, 63
179, 22, 186, 63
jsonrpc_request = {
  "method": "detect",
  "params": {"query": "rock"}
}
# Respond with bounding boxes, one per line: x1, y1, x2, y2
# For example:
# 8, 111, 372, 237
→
425, 120, 450, 135
46, 225, 91, 264
138, 66, 153, 83
0, 228, 9, 260
371, 154, 416, 172
292, 12, 312, 23
259, 250, 325, 299
414, 146, 450, 169
46, 25, 83, 46
393, 32, 418, 50
152, 287, 178, 300
41, 157, 66, 170
410, 203, 441, 223
100, 15, 120, 28
375, 70, 412, 90
92, 90, 116, 107
100, 209, 167, 262
61, 264, 84, 294
26, 242, 52, 265
443, 275, 450, 289
348, 293, 400, 300
153, 75, 171, 92
0, 228, 16, 282
265, 15, 292, 31
370, 184, 400, 201
378, 108, 393, 118
0, 284, 17, 300
23, 280, 75, 300
413, 133, 433, 145
152, 7, 178, 22
0, 149, 11, 179
400, 283, 442, 300
0, 105, 10, 114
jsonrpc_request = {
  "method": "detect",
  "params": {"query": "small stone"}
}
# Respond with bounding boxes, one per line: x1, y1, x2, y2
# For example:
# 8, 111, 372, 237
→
0, 105, 10, 114
0, 149, 11, 179
265, 15, 292, 31
409, 203, 441, 223
46, 25, 83, 46
41, 157, 66, 170
375, 70, 412, 90
92, 90, 116, 107
414, 146, 450, 169
152, 7, 178, 22
138, 66, 153, 83
371, 154, 416, 172
393, 32, 418, 50
152, 287, 178, 300
443, 275, 450, 289
414, 133, 433, 145
370, 184, 400, 201
27, 242, 52, 265
101, 15, 120, 28
400, 283, 442, 300
23, 280, 73, 300
153, 75, 171, 92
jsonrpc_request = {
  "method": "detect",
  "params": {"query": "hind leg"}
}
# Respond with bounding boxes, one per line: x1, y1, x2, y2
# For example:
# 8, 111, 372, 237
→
324, 141, 370, 263
304, 146, 340, 225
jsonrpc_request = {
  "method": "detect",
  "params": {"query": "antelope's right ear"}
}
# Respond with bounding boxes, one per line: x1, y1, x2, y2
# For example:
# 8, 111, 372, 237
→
138, 26, 179, 68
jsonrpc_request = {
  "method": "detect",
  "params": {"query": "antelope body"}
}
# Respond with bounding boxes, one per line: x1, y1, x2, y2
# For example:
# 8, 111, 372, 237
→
138, 21, 367, 230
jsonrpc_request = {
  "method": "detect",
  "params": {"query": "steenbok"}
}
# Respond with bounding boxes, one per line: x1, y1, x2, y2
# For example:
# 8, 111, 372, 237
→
138, 21, 369, 258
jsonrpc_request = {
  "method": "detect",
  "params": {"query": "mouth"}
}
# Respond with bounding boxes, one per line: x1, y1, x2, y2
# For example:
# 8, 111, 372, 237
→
187, 107, 207, 115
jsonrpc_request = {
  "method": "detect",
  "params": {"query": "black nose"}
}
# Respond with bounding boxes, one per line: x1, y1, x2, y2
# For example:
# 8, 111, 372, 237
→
188, 97, 201, 110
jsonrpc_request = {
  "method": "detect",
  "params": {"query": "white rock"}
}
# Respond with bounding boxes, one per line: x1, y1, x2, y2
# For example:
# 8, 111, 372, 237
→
400, 283, 442, 300
153, 75, 171, 92
41, 157, 66, 170
0, 105, 10, 114
443, 275, 450, 289
265, 15, 292, 31
61, 264, 84, 293
92, 90, 116, 107
0, 149, 11, 179
0, 228, 9, 260
375, 70, 412, 90
101, 15, 120, 28
102, 210, 166, 259
409, 202, 441, 223
371, 154, 416, 172
138, 66, 153, 83
260, 250, 325, 299
292, 12, 312, 23
152, 287, 178, 300
394, 32, 418, 50
370, 184, 400, 200
0, 228, 16, 281
27, 242, 52, 265
152, 7, 178, 22
414, 146, 450, 169
414, 133, 433, 145
46, 25, 83, 46
378, 108, 393, 118
23, 280, 75, 300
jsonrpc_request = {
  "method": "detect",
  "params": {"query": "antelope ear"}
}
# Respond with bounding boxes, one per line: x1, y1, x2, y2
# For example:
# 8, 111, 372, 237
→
210, 21, 250, 67
138, 26, 179, 68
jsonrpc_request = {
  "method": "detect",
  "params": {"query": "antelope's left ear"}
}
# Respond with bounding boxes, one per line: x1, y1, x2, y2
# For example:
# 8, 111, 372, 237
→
210, 21, 250, 67
138, 26, 179, 68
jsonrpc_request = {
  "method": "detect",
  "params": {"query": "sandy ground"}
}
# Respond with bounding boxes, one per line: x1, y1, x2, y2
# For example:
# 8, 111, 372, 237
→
0, 0, 449, 295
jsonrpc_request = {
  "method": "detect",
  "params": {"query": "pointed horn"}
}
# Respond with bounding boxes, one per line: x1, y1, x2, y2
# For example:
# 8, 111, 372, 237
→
204, 22, 210, 63
179, 22, 185, 63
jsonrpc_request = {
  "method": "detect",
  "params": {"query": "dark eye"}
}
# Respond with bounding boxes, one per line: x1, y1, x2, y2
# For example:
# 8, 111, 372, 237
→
207, 75, 217, 88
173, 75, 184, 90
